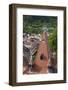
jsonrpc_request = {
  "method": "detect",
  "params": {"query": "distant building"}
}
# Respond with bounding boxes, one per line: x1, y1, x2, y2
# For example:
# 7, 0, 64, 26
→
23, 35, 40, 74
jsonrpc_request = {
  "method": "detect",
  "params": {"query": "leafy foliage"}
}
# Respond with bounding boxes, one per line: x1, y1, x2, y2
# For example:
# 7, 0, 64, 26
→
48, 29, 57, 52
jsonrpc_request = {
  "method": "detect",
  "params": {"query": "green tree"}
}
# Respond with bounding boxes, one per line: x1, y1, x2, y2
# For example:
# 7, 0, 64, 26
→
48, 29, 57, 53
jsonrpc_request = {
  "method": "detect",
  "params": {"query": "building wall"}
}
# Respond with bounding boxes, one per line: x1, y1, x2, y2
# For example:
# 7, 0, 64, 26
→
34, 32, 49, 73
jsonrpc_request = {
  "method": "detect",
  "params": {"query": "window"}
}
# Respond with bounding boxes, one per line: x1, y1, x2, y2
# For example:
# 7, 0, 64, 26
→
40, 54, 46, 60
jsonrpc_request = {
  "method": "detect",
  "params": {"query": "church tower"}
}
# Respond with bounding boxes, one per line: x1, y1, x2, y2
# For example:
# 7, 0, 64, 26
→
34, 31, 49, 73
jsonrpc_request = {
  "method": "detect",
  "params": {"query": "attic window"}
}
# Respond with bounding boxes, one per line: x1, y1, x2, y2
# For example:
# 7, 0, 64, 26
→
40, 54, 46, 60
